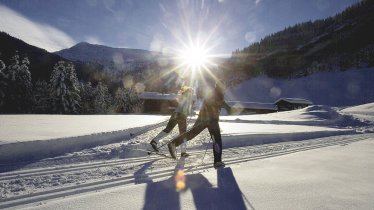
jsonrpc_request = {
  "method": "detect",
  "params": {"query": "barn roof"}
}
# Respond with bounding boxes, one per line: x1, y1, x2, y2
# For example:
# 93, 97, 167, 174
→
139, 92, 177, 100
275, 98, 313, 105
227, 101, 278, 110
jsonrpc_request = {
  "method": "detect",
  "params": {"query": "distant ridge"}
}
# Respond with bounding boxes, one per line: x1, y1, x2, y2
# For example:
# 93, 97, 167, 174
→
55, 42, 171, 72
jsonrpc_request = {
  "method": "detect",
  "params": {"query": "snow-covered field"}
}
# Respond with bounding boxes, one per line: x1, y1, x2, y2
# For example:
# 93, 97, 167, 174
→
0, 103, 373, 209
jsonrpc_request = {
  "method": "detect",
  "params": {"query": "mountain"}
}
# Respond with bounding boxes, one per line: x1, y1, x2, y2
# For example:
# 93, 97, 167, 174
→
0, 32, 106, 83
0, 31, 67, 82
0, 32, 181, 94
55, 42, 184, 92
225, 0, 374, 81
55, 42, 172, 72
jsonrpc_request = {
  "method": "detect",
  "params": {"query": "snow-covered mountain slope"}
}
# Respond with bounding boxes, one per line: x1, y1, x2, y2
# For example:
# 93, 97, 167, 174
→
226, 67, 374, 106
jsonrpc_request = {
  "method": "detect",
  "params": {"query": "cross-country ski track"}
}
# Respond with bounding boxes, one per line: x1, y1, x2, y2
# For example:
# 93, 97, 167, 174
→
1, 133, 372, 209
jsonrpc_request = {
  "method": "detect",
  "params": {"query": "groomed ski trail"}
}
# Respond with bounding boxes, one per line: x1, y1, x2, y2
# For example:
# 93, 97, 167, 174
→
1, 133, 372, 209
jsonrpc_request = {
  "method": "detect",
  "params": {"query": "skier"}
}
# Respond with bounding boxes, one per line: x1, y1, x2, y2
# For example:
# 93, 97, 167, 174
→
149, 86, 193, 157
167, 80, 229, 169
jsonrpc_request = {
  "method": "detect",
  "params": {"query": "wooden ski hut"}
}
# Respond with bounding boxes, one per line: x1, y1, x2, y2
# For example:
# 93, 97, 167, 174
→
275, 98, 313, 111
139, 92, 178, 114
226, 101, 278, 114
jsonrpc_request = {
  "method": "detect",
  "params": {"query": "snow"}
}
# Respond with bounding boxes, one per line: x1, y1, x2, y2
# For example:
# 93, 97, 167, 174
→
0, 115, 167, 142
341, 103, 374, 114
274, 97, 313, 105
0, 105, 363, 164
140, 92, 178, 100
0, 102, 373, 209
14, 137, 374, 210
226, 67, 374, 106
226, 101, 277, 110
0, 115, 168, 163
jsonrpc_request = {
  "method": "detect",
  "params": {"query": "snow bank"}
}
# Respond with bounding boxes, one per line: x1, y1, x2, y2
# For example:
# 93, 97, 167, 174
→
0, 115, 168, 164
220, 105, 367, 127
340, 102, 374, 128
0, 115, 167, 143
341, 102, 374, 115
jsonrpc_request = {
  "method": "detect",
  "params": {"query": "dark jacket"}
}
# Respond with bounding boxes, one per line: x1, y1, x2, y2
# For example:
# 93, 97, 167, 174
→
197, 86, 225, 121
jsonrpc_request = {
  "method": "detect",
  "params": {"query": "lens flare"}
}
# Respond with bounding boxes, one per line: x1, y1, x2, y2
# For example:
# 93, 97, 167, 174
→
175, 169, 186, 192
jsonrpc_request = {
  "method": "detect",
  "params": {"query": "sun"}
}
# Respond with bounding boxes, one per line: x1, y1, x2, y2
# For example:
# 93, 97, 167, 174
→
179, 45, 210, 70
171, 42, 221, 87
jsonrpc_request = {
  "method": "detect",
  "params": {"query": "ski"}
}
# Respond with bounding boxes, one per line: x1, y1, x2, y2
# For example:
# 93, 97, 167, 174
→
123, 147, 176, 160
147, 150, 176, 160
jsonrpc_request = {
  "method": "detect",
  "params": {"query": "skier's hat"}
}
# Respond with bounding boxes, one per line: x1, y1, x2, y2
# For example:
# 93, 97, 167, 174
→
215, 79, 226, 90
180, 86, 193, 95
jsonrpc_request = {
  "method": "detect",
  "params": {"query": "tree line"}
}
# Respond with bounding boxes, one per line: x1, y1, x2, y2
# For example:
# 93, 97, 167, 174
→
0, 53, 142, 114
226, 0, 374, 82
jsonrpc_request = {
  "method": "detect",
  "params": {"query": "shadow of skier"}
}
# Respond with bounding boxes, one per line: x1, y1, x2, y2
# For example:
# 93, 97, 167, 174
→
140, 157, 186, 210
138, 157, 254, 210
188, 167, 250, 210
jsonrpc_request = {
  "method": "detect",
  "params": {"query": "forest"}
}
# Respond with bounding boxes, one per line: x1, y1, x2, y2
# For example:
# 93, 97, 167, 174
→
0, 54, 141, 114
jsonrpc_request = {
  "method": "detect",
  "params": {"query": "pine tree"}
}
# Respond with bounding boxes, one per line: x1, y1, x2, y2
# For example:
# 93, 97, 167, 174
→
94, 82, 112, 113
0, 59, 7, 108
33, 80, 51, 113
49, 61, 81, 114
114, 87, 141, 113
1, 54, 33, 113
79, 82, 95, 114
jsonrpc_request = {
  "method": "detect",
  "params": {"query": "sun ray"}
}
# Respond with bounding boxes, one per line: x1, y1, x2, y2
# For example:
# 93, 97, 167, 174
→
145, 1, 232, 93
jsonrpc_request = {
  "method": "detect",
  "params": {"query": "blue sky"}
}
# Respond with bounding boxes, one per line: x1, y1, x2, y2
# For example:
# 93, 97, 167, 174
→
0, 0, 360, 55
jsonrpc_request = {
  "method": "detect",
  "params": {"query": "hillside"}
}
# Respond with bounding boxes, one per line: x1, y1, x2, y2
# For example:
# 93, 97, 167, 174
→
0, 31, 67, 82
55, 42, 186, 93
0, 32, 180, 96
227, 67, 374, 106
225, 0, 374, 80
0, 32, 106, 83
55, 42, 172, 72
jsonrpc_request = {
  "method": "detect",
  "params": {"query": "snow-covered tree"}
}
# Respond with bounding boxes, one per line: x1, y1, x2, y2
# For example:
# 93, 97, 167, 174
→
94, 82, 112, 113
114, 87, 141, 113
49, 61, 81, 114
0, 59, 6, 107
79, 82, 95, 114
79, 81, 112, 114
1, 54, 33, 113
33, 80, 51, 113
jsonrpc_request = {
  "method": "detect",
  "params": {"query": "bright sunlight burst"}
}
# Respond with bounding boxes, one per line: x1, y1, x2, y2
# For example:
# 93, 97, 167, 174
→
169, 41, 222, 88
180, 45, 210, 69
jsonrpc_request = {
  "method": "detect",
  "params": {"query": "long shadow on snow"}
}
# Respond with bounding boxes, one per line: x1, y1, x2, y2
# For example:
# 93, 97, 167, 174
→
136, 158, 252, 210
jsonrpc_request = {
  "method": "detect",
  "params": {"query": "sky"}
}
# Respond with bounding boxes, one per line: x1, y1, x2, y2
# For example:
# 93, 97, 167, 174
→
0, 0, 361, 55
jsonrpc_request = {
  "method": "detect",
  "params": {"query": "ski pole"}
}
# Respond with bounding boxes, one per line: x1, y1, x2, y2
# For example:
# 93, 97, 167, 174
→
199, 133, 213, 164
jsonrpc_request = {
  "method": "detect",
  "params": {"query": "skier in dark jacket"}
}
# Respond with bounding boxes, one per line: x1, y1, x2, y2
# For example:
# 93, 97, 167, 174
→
167, 80, 229, 168
149, 86, 193, 157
